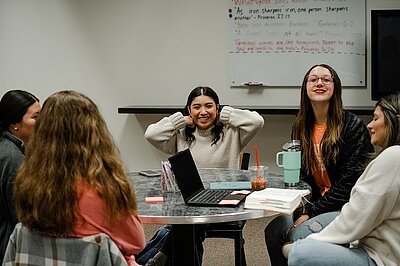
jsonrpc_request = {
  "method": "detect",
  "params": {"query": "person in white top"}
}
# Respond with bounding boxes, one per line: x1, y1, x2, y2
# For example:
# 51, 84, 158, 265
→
283, 91, 400, 266
140, 86, 264, 266
145, 86, 264, 169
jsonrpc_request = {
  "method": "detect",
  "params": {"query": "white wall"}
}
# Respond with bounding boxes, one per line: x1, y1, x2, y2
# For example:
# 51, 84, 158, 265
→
0, 0, 398, 173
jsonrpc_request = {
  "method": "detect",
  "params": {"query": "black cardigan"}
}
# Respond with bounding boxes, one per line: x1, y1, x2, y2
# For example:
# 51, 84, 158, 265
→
0, 131, 24, 262
294, 111, 374, 220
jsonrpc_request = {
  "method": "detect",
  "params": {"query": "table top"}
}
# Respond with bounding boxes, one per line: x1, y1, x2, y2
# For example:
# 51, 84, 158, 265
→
129, 168, 310, 225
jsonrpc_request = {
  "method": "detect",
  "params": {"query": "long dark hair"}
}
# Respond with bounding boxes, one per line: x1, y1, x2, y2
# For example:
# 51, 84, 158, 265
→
0, 90, 39, 139
376, 91, 400, 149
292, 64, 344, 173
184, 86, 224, 145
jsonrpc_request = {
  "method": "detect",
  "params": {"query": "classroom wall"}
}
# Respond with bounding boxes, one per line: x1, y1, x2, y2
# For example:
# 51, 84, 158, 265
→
0, 0, 398, 173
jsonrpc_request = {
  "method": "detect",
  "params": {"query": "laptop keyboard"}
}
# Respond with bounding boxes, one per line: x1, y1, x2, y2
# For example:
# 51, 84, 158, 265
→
190, 190, 232, 204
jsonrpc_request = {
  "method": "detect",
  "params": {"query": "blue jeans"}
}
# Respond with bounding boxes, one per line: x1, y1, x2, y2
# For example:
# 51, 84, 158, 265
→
135, 225, 172, 265
264, 211, 340, 266
135, 224, 206, 265
288, 239, 377, 266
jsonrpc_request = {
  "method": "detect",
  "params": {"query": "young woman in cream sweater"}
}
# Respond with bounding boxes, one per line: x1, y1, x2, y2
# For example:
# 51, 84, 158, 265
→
145, 86, 264, 169
141, 86, 264, 265
284, 92, 400, 266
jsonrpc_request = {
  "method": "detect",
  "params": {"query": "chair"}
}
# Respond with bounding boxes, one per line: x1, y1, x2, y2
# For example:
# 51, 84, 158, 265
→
204, 152, 250, 266
3, 223, 128, 266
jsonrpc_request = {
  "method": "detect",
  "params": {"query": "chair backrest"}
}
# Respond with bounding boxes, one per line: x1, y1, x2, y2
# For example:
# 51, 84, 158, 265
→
3, 223, 128, 266
240, 152, 250, 170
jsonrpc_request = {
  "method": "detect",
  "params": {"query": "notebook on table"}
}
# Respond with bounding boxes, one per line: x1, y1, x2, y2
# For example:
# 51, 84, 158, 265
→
168, 149, 250, 207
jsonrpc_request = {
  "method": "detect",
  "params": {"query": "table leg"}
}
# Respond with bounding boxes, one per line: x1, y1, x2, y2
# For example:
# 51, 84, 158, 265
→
171, 224, 198, 265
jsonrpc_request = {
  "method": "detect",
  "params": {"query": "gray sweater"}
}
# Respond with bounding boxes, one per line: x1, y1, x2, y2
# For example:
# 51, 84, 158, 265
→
0, 131, 24, 263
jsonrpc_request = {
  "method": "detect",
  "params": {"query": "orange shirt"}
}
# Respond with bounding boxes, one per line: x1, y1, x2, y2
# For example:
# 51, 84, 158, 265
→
312, 124, 332, 196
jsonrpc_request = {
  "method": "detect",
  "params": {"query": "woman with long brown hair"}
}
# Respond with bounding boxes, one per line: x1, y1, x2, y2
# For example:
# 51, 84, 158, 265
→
264, 64, 374, 265
13, 90, 145, 265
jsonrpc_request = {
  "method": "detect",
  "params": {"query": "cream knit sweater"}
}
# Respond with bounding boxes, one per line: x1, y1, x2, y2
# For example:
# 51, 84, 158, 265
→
307, 145, 400, 266
144, 106, 264, 169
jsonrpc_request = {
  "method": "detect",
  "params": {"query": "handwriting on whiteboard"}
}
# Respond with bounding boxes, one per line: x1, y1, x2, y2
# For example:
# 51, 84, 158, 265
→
228, 0, 364, 55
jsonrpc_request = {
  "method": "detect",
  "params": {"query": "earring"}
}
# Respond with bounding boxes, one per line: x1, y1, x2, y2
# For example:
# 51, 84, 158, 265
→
14, 127, 18, 131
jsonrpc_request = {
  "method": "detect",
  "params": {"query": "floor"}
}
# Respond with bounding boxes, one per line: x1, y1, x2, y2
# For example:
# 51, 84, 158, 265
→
142, 216, 276, 266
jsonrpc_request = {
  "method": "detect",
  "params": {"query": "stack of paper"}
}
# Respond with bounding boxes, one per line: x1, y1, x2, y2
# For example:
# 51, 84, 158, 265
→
244, 188, 310, 215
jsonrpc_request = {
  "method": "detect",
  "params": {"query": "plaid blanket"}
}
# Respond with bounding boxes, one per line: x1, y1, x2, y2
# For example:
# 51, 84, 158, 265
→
2, 223, 128, 266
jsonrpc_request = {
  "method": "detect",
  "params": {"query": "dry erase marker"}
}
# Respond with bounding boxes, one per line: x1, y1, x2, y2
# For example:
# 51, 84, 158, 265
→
244, 82, 263, 86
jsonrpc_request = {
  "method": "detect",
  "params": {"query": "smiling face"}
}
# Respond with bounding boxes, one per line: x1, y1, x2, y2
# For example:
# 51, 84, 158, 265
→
367, 105, 388, 147
306, 66, 335, 105
188, 95, 218, 130
11, 101, 41, 143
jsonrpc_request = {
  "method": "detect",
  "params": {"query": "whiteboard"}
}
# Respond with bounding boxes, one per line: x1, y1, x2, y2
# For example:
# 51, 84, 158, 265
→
227, 0, 366, 87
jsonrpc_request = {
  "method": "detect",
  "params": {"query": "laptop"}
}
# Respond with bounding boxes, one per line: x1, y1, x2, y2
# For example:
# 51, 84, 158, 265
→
168, 149, 250, 207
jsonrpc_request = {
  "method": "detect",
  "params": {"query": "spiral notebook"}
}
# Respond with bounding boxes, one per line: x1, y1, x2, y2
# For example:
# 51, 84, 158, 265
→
168, 149, 250, 207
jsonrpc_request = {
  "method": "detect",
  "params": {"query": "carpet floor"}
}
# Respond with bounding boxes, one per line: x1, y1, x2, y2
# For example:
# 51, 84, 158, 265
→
142, 216, 276, 265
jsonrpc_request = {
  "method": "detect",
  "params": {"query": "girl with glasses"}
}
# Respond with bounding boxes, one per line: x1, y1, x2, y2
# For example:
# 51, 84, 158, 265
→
264, 64, 374, 265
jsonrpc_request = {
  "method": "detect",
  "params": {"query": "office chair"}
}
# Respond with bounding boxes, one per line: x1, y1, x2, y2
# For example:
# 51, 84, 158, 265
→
204, 152, 250, 266
3, 223, 128, 266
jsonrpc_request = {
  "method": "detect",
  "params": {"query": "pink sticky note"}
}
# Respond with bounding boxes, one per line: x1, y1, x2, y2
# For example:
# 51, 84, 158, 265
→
218, 199, 240, 205
231, 190, 251, 195
145, 197, 164, 203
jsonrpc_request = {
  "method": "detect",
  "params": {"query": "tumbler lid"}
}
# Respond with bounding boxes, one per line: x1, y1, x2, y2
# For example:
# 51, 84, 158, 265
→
283, 140, 300, 151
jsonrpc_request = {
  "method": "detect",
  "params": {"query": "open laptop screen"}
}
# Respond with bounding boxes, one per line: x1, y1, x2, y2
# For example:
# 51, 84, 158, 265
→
168, 149, 204, 203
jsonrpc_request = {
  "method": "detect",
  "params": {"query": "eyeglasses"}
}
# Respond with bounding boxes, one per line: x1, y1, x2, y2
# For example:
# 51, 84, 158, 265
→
306, 75, 334, 85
